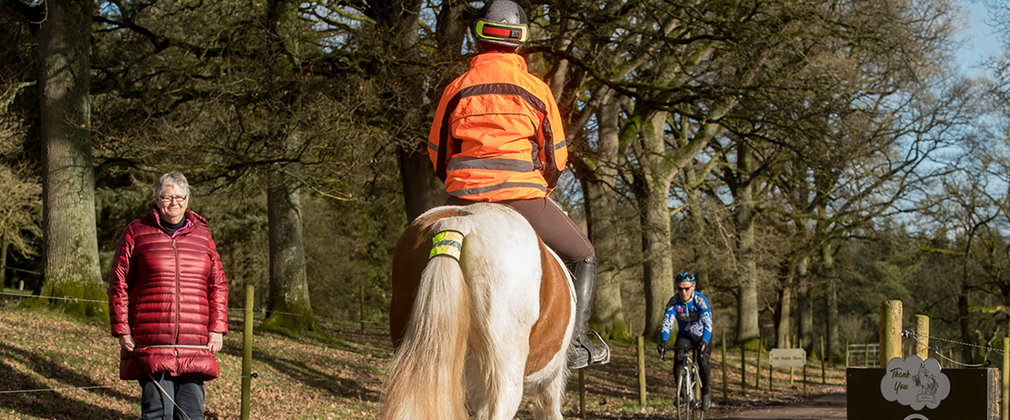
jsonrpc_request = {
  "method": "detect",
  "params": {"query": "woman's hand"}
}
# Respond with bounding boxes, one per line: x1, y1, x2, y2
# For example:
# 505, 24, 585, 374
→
208, 332, 224, 353
119, 335, 136, 352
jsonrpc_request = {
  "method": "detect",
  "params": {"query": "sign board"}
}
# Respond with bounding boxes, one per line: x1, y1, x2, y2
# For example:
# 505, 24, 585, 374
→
769, 348, 806, 367
847, 356, 999, 419
879, 356, 950, 410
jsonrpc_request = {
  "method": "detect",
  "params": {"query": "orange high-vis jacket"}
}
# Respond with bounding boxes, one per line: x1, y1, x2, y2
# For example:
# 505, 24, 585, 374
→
428, 53, 567, 202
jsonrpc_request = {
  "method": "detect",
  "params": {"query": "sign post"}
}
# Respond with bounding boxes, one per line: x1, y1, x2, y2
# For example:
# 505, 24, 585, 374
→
770, 348, 807, 368
770, 348, 805, 396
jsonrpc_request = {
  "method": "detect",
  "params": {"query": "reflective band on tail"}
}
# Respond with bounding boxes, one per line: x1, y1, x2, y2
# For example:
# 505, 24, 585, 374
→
429, 230, 464, 261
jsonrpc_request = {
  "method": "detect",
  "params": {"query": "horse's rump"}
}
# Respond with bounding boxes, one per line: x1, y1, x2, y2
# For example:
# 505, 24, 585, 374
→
382, 203, 573, 420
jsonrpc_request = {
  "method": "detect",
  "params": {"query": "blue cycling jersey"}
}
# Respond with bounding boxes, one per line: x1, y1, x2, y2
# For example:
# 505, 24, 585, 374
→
660, 291, 713, 344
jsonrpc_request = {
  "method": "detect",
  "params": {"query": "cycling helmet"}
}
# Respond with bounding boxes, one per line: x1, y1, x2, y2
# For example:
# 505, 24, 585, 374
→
472, 0, 529, 49
675, 272, 696, 284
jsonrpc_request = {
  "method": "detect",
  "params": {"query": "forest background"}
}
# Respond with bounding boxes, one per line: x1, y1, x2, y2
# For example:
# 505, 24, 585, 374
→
1, 0, 1010, 365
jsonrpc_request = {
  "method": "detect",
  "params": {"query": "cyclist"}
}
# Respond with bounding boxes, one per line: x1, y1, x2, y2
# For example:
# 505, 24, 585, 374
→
657, 272, 713, 411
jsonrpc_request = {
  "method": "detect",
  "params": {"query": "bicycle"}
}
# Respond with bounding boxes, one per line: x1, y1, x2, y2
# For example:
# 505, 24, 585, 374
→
663, 344, 705, 420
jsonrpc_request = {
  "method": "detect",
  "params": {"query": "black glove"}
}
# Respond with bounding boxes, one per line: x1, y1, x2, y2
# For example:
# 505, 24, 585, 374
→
695, 341, 707, 354
657, 340, 668, 360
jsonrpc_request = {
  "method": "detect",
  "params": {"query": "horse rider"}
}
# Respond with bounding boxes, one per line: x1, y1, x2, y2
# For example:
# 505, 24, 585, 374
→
426, 0, 610, 369
658, 272, 714, 411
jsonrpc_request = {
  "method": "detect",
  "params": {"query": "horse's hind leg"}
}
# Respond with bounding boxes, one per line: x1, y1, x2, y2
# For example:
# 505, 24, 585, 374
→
465, 343, 525, 420
529, 366, 567, 420
465, 355, 491, 420
488, 377, 524, 420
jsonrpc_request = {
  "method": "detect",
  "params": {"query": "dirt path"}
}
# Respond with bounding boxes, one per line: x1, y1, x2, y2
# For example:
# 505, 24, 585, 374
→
709, 393, 846, 419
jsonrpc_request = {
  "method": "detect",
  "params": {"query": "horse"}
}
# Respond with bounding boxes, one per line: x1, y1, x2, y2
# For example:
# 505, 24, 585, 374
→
380, 202, 575, 420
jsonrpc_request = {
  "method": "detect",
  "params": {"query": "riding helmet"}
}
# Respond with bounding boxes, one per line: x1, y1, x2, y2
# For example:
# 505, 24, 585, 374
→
472, 0, 529, 48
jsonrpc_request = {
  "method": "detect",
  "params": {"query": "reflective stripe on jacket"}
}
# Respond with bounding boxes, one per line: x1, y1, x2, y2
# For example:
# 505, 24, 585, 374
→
428, 52, 567, 202
108, 208, 229, 380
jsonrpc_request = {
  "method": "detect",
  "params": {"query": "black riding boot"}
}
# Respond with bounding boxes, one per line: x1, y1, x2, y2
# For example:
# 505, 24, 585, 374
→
567, 256, 611, 369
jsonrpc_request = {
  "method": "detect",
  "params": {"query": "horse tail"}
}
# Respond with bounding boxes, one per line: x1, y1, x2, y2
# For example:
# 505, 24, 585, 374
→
380, 222, 472, 420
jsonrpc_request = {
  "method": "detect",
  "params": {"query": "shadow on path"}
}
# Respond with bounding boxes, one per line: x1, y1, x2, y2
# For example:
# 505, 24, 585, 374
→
710, 392, 846, 420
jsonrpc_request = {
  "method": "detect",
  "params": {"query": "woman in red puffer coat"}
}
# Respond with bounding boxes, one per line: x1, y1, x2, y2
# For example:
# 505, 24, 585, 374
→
108, 171, 229, 420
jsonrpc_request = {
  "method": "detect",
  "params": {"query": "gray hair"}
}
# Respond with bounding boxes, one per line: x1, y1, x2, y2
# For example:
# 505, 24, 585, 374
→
155, 171, 191, 198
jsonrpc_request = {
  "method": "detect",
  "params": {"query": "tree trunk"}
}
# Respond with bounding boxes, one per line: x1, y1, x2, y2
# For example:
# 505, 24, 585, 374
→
823, 242, 841, 359
635, 111, 675, 338
398, 146, 446, 221
640, 191, 674, 339
585, 92, 629, 340
37, 0, 105, 316
734, 140, 760, 348
685, 170, 711, 292
1, 237, 7, 287
384, 0, 455, 222
262, 0, 313, 331
775, 261, 795, 349
795, 256, 812, 350
392, 17, 445, 222
265, 166, 314, 330
958, 290, 972, 363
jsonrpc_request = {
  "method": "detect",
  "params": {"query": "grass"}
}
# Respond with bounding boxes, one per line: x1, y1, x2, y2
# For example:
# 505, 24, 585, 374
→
0, 293, 845, 419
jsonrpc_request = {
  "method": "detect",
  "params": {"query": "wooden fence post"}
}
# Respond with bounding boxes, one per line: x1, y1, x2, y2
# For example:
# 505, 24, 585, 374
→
880, 300, 903, 366
799, 338, 804, 393
915, 314, 929, 360
756, 335, 763, 389
768, 353, 773, 393
638, 336, 646, 407
580, 370, 586, 417
359, 285, 366, 333
789, 336, 795, 387
741, 343, 746, 390
721, 332, 728, 402
241, 285, 254, 420
821, 335, 826, 384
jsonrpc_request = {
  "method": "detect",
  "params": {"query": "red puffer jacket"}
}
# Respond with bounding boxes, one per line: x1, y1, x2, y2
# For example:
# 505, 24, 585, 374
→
108, 208, 229, 380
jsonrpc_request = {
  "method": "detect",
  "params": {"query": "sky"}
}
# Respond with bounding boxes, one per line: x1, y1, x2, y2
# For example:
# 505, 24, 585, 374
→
956, 0, 1005, 76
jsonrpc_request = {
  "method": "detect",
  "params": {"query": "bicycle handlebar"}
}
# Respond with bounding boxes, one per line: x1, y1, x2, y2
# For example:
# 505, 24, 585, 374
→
661, 344, 701, 362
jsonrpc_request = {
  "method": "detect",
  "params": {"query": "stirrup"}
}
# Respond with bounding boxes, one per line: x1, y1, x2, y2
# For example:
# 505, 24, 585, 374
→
586, 329, 611, 365
568, 329, 611, 369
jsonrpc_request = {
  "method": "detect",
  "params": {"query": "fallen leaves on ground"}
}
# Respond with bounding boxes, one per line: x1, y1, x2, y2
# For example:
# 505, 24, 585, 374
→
0, 301, 844, 419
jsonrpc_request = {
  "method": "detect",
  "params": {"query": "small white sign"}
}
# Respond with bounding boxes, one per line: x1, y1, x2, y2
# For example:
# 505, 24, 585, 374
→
769, 348, 806, 367
880, 355, 951, 411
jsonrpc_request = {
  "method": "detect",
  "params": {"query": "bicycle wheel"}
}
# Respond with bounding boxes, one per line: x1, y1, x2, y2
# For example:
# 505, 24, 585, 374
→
691, 364, 705, 420
676, 368, 692, 420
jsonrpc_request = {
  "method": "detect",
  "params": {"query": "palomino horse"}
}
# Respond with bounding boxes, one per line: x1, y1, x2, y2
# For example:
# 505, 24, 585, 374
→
380, 203, 575, 420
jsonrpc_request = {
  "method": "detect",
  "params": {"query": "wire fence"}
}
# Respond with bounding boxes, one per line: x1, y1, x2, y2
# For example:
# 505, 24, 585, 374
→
903, 329, 1004, 368
0, 290, 387, 328
2, 292, 1007, 402
0, 289, 388, 398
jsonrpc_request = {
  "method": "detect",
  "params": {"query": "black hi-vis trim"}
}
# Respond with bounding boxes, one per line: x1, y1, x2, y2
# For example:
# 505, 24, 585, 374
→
436, 82, 561, 189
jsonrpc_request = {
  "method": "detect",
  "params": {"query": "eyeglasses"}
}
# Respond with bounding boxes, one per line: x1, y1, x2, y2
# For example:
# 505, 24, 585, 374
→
677, 286, 694, 291
159, 195, 188, 203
